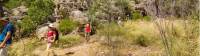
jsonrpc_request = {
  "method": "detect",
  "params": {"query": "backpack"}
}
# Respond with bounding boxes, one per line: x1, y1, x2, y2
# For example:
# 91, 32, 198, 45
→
54, 28, 59, 41
10, 22, 16, 37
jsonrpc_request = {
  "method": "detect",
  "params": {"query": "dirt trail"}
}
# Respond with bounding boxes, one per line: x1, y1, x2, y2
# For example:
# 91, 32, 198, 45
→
33, 42, 102, 56
32, 36, 162, 56
55, 42, 101, 56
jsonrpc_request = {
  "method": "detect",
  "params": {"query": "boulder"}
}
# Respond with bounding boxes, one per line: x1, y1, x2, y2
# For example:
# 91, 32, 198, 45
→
36, 26, 48, 39
69, 10, 88, 24
12, 5, 28, 16
11, 5, 28, 21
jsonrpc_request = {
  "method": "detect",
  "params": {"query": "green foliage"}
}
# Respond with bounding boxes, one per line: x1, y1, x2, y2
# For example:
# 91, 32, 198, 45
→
55, 34, 81, 48
59, 19, 78, 34
97, 22, 128, 47
27, 0, 54, 24
98, 22, 126, 37
130, 11, 151, 21
18, 16, 35, 36
143, 16, 151, 21
131, 11, 143, 20
17, 0, 54, 36
123, 21, 159, 46
4, 0, 23, 9
136, 35, 149, 47
97, 21, 158, 47
191, 13, 199, 20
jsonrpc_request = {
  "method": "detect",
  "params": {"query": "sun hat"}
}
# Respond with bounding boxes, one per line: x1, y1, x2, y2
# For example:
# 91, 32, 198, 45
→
48, 23, 54, 28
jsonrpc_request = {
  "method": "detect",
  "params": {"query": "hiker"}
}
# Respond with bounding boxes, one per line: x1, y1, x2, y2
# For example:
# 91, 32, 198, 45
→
45, 24, 56, 51
85, 22, 91, 42
0, 17, 14, 56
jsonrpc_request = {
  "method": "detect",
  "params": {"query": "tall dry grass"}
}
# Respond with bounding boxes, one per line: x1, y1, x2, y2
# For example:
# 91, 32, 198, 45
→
97, 19, 199, 56
8, 37, 42, 56
154, 19, 199, 56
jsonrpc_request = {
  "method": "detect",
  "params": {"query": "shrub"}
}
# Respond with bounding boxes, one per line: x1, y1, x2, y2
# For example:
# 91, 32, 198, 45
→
16, 0, 54, 37
97, 22, 125, 37
143, 16, 151, 21
97, 22, 129, 47
59, 19, 78, 34
136, 35, 149, 47
131, 11, 143, 20
4, 0, 23, 9
130, 11, 151, 21
97, 21, 159, 47
17, 16, 35, 37
55, 34, 81, 48
123, 20, 160, 46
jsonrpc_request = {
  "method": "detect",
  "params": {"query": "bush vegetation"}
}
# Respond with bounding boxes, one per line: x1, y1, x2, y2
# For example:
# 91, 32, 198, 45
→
59, 19, 78, 35
4, 0, 22, 9
54, 34, 81, 48
17, 0, 54, 37
2, 0, 54, 37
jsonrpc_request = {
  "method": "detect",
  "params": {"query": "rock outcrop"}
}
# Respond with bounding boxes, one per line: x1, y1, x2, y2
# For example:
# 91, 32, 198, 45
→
69, 10, 88, 24
132, 0, 198, 18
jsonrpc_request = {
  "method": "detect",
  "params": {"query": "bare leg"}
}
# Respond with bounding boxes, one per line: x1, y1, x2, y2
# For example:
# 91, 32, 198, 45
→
85, 32, 87, 42
87, 33, 90, 42
46, 43, 52, 56
85, 33, 90, 42
46, 43, 51, 51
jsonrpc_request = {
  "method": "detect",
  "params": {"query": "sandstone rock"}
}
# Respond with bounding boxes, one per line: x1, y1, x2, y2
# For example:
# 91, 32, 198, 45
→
12, 5, 28, 16
69, 10, 88, 24
10, 5, 28, 21
36, 26, 48, 39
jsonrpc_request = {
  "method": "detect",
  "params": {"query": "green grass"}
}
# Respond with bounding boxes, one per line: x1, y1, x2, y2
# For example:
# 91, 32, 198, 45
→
54, 34, 82, 48
59, 19, 78, 35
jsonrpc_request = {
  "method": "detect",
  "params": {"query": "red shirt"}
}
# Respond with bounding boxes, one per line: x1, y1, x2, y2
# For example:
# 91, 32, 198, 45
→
85, 24, 91, 33
47, 30, 55, 41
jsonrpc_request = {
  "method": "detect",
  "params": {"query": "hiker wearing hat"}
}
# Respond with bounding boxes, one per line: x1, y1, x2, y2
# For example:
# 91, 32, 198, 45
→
0, 17, 14, 56
45, 24, 56, 51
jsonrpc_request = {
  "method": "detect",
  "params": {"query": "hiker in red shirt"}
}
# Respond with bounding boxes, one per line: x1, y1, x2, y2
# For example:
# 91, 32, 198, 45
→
85, 22, 91, 42
46, 24, 56, 51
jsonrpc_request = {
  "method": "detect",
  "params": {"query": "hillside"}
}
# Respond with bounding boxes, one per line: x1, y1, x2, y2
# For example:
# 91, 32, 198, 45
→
0, 0, 199, 56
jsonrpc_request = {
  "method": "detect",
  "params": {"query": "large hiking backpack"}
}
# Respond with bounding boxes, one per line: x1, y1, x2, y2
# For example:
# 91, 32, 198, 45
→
10, 22, 17, 42
12, 24, 16, 37
54, 28, 59, 41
